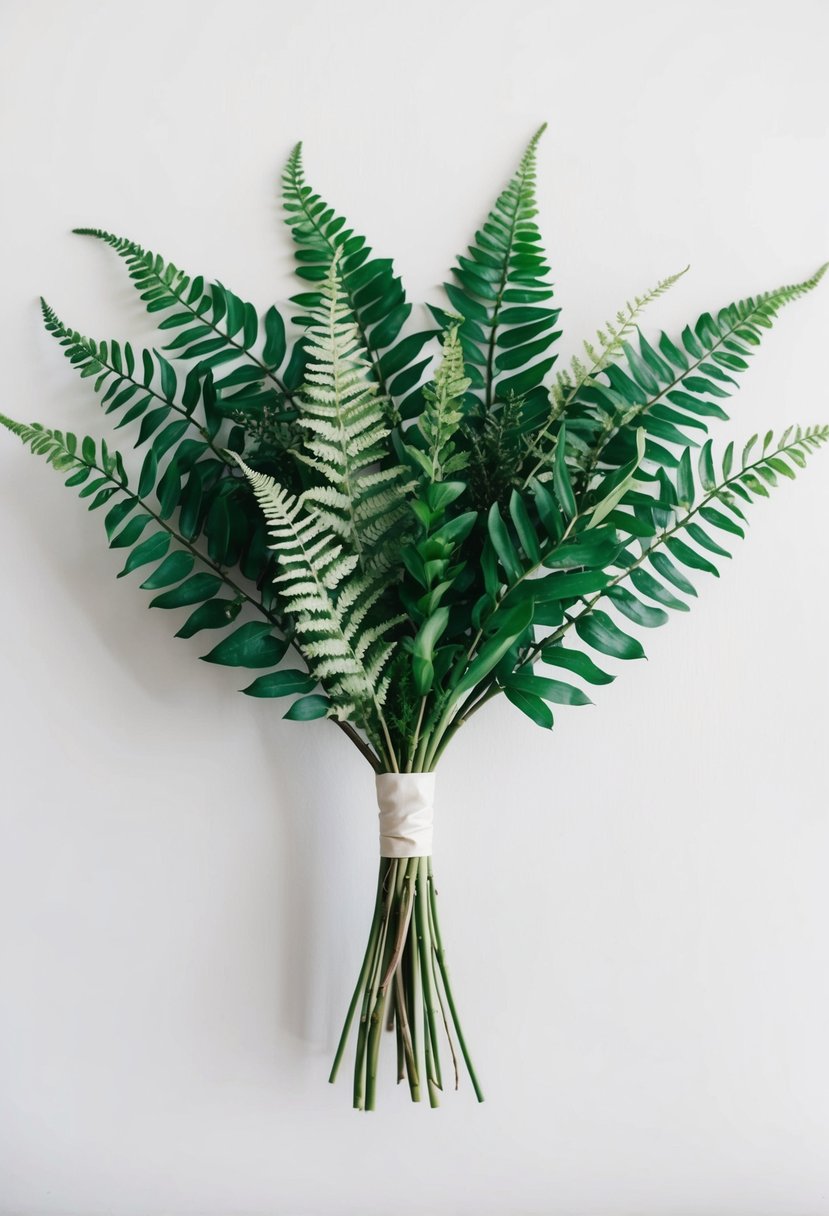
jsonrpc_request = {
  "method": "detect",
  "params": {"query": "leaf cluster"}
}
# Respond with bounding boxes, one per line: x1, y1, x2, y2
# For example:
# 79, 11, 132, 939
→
3, 130, 826, 773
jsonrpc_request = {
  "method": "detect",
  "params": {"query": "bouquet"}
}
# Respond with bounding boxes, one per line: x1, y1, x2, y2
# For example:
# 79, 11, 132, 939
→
3, 126, 826, 1111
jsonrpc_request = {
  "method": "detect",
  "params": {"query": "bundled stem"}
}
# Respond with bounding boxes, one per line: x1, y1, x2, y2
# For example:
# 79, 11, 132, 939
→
330, 854, 483, 1110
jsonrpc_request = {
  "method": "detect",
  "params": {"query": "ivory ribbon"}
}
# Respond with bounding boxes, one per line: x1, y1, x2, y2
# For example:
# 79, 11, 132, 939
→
376, 772, 435, 858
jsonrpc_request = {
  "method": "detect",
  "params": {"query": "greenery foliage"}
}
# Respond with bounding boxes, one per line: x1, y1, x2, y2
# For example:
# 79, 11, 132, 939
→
4, 129, 826, 769
3, 128, 826, 1109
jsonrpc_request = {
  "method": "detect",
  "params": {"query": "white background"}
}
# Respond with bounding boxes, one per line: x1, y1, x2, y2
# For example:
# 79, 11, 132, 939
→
1, 1, 828, 1213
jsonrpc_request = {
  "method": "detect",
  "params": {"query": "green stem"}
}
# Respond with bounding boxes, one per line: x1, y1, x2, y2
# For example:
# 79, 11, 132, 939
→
483, 157, 536, 412
328, 864, 385, 1085
407, 697, 428, 772
353, 859, 397, 1110
407, 892, 422, 1100
332, 848, 480, 1109
416, 857, 442, 1102
365, 880, 399, 1111
427, 858, 484, 1102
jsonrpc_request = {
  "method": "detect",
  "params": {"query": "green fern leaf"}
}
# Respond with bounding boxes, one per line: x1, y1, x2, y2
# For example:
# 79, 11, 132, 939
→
532, 425, 829, 680
0, 412, 290, 660
433, 124, 560, 412
403, 325, 470, 483
39, 298, 218, 454
282, 143, 436, 412
71, 227, 302, 415
570, 264, 828, 493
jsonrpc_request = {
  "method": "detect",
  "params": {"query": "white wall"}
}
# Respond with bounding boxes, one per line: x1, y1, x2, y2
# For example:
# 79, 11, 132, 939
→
1, 1, 828, 1212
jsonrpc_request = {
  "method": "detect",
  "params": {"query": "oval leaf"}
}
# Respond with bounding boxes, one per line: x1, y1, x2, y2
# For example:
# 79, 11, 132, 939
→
201, 622, 288, 668
284, 693, 331, 720
243, 669, 316, 698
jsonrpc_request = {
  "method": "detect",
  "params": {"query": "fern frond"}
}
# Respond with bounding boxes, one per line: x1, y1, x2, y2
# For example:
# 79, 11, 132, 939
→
519, 266, 688, 485
39, 297, 216, 450
538, 263, 827, 496
552, 267, 689, 414
296, 257, 413, 569
0, 412, 291, 657
533, 425, 829, 671
71, 226, 300, 407
463, 395, 532, 510
237, 461, 401, 728
38, 298, 276, 578
404, 325, 470, 483
489, 425, 829, 734
281, 143, 436, 413
432, 124, 561, 412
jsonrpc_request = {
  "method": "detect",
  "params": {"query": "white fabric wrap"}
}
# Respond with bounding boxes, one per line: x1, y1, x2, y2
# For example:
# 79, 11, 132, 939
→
376, 773, 435, 858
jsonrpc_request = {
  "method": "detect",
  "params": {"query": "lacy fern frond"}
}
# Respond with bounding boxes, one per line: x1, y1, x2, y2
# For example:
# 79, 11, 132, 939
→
297, 257, 412, 569
550, 266, 689, 416
237, 461, 401, 729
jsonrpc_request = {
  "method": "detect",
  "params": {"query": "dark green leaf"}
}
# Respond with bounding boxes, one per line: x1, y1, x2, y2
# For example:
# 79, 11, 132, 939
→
243, 669, 316, 698
504, 686, 554, 729
649, 550, 698, 596
575, 610, 645, 659
540, 645, 615, 684
509, 491, 540, 563
284, 693, 330, 720
175, 598, 242, 639
666, 537, 720, 576
109, 513, 153, 549
487, 503, 522, 582
554, 426, 576, 517
117, 532, 170, 578
528, 570, 611, 602
104, 497, 138, 540
504, 670, 592, 705
629, 568, 689, 611
202, 621, 288, 668
698, 505, 745, 537
606, 586, 669, 628
145, 571, 216, 605
542, 529, 622, 570
262, 306, 286, 368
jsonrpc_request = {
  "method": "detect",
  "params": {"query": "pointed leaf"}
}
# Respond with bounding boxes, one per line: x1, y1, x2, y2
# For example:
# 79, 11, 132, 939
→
575, 610, 645, 659
243, 669, 316, 698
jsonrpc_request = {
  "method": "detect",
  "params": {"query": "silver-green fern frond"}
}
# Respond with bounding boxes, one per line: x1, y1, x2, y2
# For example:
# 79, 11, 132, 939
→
297, 256, 412, 569
551, 266, 690, 413
237, 461, 401, 726
523, 267, 689, 483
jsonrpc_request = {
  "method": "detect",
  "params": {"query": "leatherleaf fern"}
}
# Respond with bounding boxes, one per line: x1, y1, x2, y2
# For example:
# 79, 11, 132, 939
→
3, 127, 826, 1113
